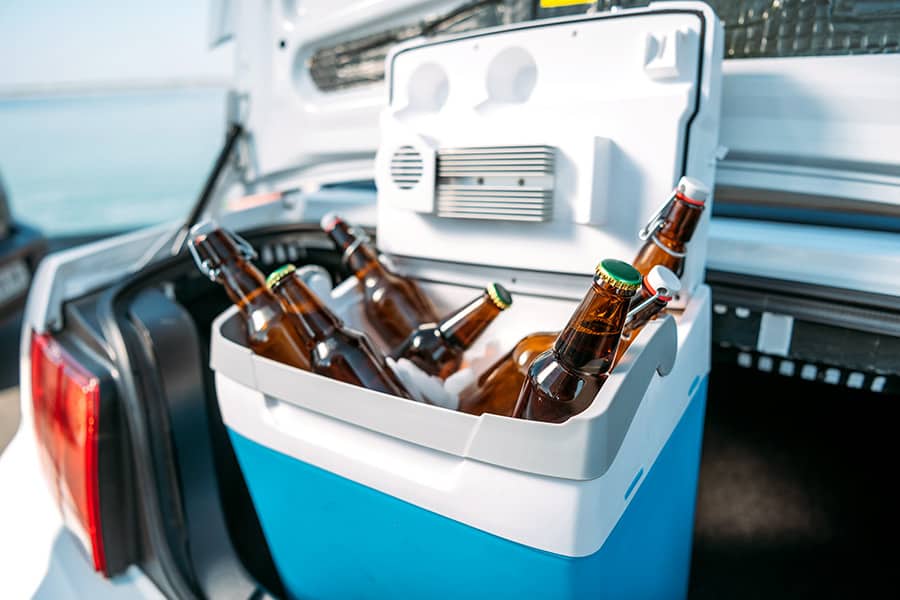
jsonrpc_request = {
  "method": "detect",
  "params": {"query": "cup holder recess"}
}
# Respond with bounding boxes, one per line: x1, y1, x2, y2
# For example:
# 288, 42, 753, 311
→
484, 46, 538, 105
403, 62, 450, 114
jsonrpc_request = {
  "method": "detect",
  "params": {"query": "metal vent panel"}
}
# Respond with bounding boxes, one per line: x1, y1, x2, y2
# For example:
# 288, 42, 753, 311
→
390, 145, 424, 190
436, 145, 555, 222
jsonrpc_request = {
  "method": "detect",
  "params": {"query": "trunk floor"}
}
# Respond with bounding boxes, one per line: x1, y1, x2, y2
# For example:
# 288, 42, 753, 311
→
689, 367, 894, 599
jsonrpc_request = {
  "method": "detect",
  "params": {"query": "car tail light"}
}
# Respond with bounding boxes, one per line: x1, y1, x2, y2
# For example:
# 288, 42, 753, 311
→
30, 332, 107, 574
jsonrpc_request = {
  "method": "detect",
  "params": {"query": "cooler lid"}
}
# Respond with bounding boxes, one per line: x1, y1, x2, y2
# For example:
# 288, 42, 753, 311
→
375, 3, 723, 295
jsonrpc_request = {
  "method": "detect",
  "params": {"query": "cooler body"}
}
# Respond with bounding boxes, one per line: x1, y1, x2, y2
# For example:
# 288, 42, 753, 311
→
226, 380, 707, 599
214, 280, 711, 600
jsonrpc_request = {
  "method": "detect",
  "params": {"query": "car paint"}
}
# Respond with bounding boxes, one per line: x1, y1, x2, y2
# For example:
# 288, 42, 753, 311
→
0, 429, 164, 599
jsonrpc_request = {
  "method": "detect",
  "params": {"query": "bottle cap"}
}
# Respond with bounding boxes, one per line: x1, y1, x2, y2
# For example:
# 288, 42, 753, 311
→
266, 264, 297, 289
595, 259, 641, 291
320, 212, 344, 233
485, 283, 513, 310
645, 265, 681, 303
675, 176, 709, 207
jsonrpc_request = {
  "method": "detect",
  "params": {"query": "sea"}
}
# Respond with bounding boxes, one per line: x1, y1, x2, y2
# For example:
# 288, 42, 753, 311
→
0, 88, 227, 236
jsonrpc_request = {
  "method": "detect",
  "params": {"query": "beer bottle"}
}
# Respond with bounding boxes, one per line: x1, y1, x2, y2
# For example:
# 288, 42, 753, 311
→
266, 264, 411, 398
393, 283, 512, 379
321, 213, 439, 348
458, 331, 556, 417
188, 222, 311, 371
613, 265, 681, 365
632, 176, 709, 277
512, 259, 640, 423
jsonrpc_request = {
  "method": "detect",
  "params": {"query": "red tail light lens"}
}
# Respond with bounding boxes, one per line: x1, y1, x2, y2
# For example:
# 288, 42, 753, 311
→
30, 332, 107, 574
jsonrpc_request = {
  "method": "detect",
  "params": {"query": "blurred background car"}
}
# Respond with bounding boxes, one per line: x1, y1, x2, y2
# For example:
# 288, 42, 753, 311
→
0, 171, 45, 323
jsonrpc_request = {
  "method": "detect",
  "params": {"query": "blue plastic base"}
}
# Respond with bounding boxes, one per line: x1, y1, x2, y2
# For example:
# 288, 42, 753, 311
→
229, 377, 707, 600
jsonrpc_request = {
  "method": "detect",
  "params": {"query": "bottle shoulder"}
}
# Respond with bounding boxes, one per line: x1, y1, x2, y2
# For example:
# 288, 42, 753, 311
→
527, 350, 589, 396
513, 332, 556, 368
311, 328, 373, 366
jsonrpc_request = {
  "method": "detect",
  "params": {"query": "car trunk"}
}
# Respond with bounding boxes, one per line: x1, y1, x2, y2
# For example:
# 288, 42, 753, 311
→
90, 214, 893, 599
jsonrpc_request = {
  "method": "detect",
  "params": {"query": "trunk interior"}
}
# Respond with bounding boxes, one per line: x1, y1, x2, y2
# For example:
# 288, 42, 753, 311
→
104, 224, 894, 599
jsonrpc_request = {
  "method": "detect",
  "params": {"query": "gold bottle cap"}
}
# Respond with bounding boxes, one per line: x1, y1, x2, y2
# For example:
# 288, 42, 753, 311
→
485, 283, 513, 310
595, 259, 641, 291
266, 264, 297, 289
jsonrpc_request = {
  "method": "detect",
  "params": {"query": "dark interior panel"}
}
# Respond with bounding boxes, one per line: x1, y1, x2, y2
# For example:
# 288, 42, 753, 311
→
690, 366, 896, 599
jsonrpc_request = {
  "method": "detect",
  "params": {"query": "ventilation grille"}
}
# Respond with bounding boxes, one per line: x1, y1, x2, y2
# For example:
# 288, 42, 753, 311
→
435, 145, 555, 222
390, 146, 424, 190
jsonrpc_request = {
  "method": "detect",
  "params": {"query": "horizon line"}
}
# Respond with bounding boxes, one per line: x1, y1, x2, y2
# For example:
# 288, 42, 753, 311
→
0, 76, 233, 99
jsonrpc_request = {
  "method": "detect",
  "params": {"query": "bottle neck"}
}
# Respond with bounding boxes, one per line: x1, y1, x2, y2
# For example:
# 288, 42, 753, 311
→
191, 228, 284, 335
220, 259, 281, 313
271, 275, 342, 343
553, 277, 635, 376
622, 297, 667, 336
632, 282, 654, 305
655, 199, 704, 253
326, 220, 386, 280
438, 292, 503, 351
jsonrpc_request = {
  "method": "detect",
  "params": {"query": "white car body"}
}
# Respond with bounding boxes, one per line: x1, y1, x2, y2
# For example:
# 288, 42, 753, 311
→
2, 0, 899, 597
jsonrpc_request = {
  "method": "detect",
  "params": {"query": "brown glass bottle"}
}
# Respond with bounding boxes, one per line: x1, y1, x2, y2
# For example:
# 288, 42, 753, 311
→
266, 264, 410, 398
392, 283, 512, 379
321, 213, 438, 348
458, 331, 556, 417
512, 259, 641, 423
188, 222, 311, 370
632, 176, 709, 277
613, 265, 681, 365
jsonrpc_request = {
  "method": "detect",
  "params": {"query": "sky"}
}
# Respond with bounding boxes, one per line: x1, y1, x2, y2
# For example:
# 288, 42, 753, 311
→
0, 0, 233, 88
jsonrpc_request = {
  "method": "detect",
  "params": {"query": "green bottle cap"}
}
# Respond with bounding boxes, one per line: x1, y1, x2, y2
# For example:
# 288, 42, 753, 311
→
486, 283, 513, 310
595, 259, 641, 291
266, 264, 297, 289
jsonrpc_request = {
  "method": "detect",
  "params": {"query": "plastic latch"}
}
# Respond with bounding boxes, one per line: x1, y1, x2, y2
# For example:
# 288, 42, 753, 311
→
187, 227, 257, 282
341, 225, 373, 266
643, 30, 684, 79
638, 191, 676, 241
624, 290, 663, 326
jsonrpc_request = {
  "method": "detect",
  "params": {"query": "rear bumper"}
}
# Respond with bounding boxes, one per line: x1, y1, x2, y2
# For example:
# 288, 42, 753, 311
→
0, 430, 163, 599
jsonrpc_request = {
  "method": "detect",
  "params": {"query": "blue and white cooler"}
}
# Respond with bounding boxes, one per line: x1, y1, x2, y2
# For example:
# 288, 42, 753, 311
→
211, 4, 723, 599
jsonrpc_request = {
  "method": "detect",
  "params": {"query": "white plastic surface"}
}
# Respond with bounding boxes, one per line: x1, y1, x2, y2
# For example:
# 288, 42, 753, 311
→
228, 0, 465, 180
375, 5, 723, 297
213, 271, 690, 479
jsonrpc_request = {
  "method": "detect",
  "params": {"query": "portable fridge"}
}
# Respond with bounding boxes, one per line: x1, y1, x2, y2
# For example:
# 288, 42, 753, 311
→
211, 4, 723, 598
